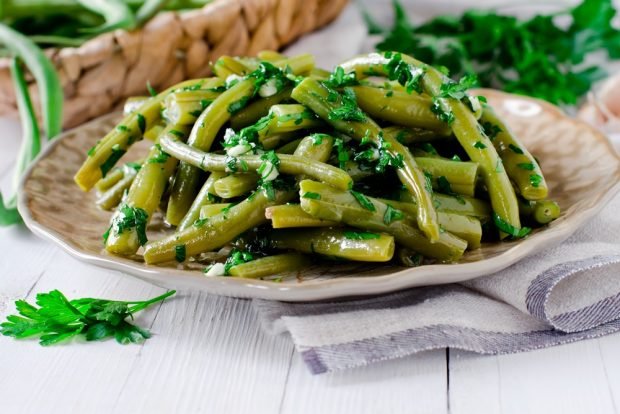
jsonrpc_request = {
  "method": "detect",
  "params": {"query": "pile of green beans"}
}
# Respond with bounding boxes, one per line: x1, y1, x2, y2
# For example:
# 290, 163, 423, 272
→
78, 51, 561, 280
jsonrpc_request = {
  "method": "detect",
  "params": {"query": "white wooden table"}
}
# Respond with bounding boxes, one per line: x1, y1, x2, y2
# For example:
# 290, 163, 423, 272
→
3, 1, 620, 412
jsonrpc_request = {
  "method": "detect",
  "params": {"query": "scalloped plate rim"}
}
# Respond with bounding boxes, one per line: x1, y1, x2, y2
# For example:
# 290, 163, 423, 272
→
16, 89, 620, 301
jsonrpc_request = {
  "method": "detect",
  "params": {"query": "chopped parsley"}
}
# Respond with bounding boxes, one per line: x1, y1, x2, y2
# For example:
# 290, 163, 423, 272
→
325, 66, 358, 88
473, 141, 487, 149
350, 190, 376, 211
146, 81, 157, 97
383, 204, 404, 225
517, 162, 535, 171
100, 144, 126, 178
333, 138, 350, 169
529, 173, 543, 188
430, 98, 455, 125
169, 129, 185, 139
327, 88, 366, 122
104, 204, 149, 246
481, 121, 502, 140
224, 249, 254, 275
136, 113, 146, 134
493, 213, 531, 238
438, 74, 478, 100
508, 144, 524, 154
383, 51, 425, 93
175, 245, 186, 263
228, 96, 251, 114
343, 230, 381, 240
147, 144, 171, 164
193, 218, 208, 228
302, 192, 321, 200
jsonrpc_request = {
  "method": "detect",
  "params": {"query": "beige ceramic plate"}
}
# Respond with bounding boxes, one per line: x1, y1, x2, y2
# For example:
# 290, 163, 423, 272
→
18, 90, 620, 301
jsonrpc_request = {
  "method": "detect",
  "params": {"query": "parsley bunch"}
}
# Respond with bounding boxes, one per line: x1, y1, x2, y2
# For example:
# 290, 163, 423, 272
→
1, 290, 175, 346
366, 0, 620, 105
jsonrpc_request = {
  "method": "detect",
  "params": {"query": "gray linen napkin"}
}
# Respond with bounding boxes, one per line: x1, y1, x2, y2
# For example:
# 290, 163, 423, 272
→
256, 1, 620, 375
253, 189, 620, 374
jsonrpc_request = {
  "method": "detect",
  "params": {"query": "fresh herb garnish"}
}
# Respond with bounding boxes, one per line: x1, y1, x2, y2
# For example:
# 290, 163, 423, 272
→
508, 144, 523, 154
302, 192, 321, 200
473, 141, 487, 149
481, 121, 502, 140
493, 213, 531, 238
136, 113, 146, 134
193, 218, 208, 228
146, 81, 157, 97
518, 162, 535, 171
343, 230, 381, 240
530, 173, 543, 188
147, 144, 170, 164
367, 0, 620, 105
0, 289, 174, 346
100, 144, 126, 178
383, 204, 404, 225
224, 249, 254, 275
107, 203, 149, 246
350, 190, 376, 211
175, 245, 186, 263
325, 66, 358, 88
327, 88, 366, 122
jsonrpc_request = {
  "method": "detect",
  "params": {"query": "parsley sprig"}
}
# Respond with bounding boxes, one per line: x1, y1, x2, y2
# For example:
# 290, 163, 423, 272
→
1, 290, 175, 346
367, 0, 620, 105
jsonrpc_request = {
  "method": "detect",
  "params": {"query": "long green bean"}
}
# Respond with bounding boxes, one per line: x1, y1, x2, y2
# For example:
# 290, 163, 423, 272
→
213, 174, 259, 198
265, 204, 338, 228
159, 135, 353, 191
481, 106, 549, 200
177, 171, 225, 231
228, 253, 310, 279
272, 228, 396, 262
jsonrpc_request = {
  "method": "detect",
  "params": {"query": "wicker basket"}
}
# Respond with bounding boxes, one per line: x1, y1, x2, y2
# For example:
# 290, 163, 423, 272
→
0, 0, 348, 129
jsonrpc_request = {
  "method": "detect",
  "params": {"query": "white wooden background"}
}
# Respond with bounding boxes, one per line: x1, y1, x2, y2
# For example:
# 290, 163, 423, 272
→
3, 1, 620, 412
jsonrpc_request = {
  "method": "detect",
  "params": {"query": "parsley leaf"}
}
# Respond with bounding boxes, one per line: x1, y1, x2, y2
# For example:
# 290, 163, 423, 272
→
493, 213, 532, 238
224, 249, 254, 275
350, 190, 376, 211
343, 230, 381, 240
0, 290, 175, 346
383, 204, 404, 225
302, 192, 321, 200
175, 245, 186, 263
100, 144, 126, 178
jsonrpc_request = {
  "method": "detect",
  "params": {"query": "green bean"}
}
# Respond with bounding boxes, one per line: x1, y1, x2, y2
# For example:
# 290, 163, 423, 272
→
383, 126, 445, 144
177, 171, 225, 231
256, 104, 323, 146
144, 123, 165, 142
299, 180, 467, 261
213, 55, 253, 78
166, 79, 256, 225
213, 174, 259, 198
272, 228, 395, 262
257, 51, 286, 61
310, 68, 332, 80
274, 138, 303, 154
378, 199, 482, 249
159, 135, 353, 191
396, 189, 491, 220
518, 198, 561, 225
163, 88, 224, 125
339, 52, 522, 237
481, 107, 549, 200
294, 134, 335, 161
291, 77, 440, 242
0, 23, 63, 139
75, 77, 219, 191
398, 247, 424, 267
95, 168, 125, 193
143, 189, 294, 264
77, 0, 136, 34
352, 86, 450, 134
123, 96, 150, 116
105, 125, 187, 256
0, 58, 41, 225
199, 203, 232, 219
416, 157, 478, 197
228, 253, 310, 279
229, 87, 292, 130
265, 204, 338, 228
96, 169, 137, 211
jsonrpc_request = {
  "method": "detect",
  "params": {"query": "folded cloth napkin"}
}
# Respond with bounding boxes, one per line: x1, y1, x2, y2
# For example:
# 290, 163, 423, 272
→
253, 188, 620, 374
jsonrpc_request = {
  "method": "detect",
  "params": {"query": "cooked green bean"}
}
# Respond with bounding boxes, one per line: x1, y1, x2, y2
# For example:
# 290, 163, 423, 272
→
352, 86, 450, 134
228, 253, 310, 279
159, 135, 353, 191
274, 138, 303, 154
378, 199, 482, 249
339, 52, 522, 237
415, 157, 478, 197
255, 104, 324, 145
481, 106, 549, 200
105, 125, 187, 255
518, 198, 561, 225
96, 168, 125, 193
166, 79, 256, 225
299, 180, 467, 261
266, 204, 338, 228
213, 174, 259, 199
144, 189, 294, 264
96, 169, 137, 211
383, 125, 445, 144
291, 77, 440, 242
123, 96, 150, 116
396, 189, 492, 220
199, 203, 232, 219
213, 55, 253, 77
177, 171, 225, 231
229, 87, 292, 130
272, 228, 395, 262
75, 77, 219, 191
163, 88, 224, 125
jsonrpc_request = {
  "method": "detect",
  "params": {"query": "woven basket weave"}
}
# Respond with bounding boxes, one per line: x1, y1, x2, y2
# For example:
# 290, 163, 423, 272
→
0, 0, 348, 129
